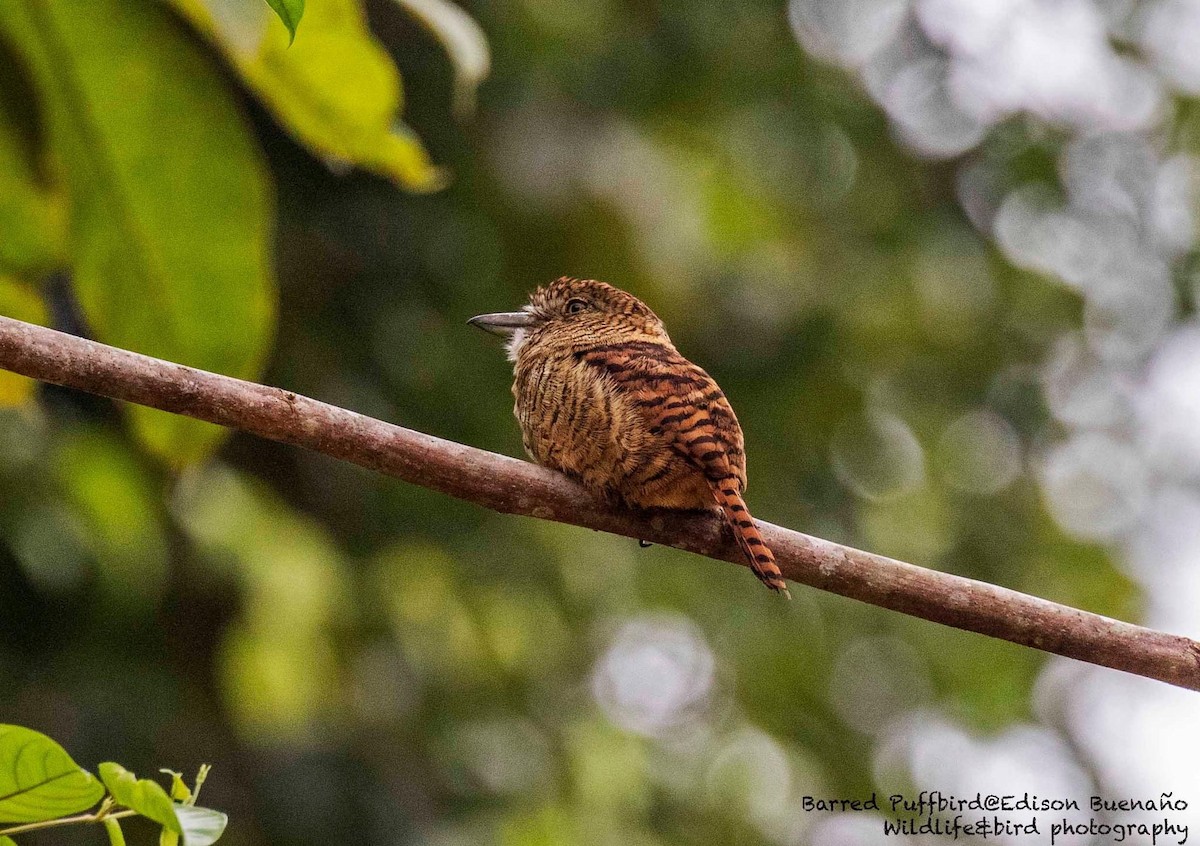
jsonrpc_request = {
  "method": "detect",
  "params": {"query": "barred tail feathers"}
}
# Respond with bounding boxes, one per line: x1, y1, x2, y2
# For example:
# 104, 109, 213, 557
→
710, 482, 790, 598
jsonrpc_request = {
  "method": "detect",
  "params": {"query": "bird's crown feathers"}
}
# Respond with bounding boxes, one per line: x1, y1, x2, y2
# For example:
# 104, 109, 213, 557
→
527, 277, 659, 324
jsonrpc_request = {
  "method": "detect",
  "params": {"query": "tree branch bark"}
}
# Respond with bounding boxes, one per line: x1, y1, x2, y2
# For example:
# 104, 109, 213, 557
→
1, 314, 1197, 691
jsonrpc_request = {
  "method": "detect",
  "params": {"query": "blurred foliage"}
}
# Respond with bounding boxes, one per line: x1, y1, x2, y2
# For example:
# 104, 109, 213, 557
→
0, 0, 449, 465
0, 0, 274, 464
170, 0, 445, 191
0, 0, 1194, 844
393, 0, 490, 119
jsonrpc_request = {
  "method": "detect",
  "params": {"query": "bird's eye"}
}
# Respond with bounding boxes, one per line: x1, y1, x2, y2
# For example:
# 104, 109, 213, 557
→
566, 298, 588, 315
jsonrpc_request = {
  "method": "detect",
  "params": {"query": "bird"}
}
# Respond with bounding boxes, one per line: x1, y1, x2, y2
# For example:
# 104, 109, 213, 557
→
468, 276, 790, 597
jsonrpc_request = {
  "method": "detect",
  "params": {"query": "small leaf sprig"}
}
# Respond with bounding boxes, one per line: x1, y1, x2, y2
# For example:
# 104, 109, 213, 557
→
0, 725, 226, 845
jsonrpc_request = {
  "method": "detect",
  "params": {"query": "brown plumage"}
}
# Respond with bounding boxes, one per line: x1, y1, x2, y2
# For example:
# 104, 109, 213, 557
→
469, 277, 790, 596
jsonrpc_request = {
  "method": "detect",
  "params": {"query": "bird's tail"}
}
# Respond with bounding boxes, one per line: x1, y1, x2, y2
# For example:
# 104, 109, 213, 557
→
710, 483, 791, 598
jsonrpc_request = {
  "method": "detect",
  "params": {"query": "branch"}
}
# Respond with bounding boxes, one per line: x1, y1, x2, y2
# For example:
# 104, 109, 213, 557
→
1, 314, 1197, 691
0, 809, 136, 838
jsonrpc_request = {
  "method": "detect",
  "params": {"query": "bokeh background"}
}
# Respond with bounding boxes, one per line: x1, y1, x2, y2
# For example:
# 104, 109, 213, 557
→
1, 0, 1199, 843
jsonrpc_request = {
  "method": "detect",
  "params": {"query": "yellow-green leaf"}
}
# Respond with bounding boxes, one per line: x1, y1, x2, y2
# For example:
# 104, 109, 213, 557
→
160, 769, 191, 803
105, 818, 128, 846
0, 276, 48, 405
98, 763, 180, 834
0, 0, 276, 466
0, 725, 104, 822
171, 0, 445, 191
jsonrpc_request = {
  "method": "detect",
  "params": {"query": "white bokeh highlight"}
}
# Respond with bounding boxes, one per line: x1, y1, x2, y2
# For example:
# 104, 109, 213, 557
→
591, 615, 716, 738
791, 0, 1200, 840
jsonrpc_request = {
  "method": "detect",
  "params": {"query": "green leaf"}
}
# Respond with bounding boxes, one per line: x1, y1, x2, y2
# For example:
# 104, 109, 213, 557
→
0, 724, 104, 822
98, 763, 180, 834
0, 0, 276, 466
391, 0, 489, 119
170, 0, 445, 191
1, 836, 17, 846
175, 805, 228, 846
264, 0, 303, 45
160, 769, 190, 803
0, 276, 48, 405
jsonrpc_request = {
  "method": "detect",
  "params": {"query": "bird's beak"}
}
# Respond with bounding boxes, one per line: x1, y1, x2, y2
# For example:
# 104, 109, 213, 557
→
467, 311, 535, 337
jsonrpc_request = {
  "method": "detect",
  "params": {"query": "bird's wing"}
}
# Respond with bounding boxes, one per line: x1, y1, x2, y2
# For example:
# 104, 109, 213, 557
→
575, 340, 789, 595
574, 339, 745, 483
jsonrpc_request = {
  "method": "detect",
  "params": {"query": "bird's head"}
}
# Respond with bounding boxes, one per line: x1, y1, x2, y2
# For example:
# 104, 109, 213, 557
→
468, 277, 669, 361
